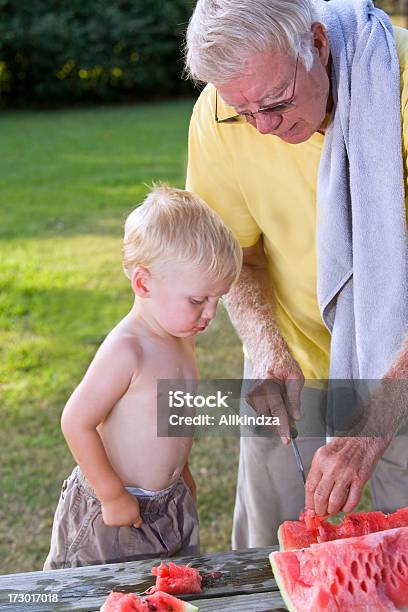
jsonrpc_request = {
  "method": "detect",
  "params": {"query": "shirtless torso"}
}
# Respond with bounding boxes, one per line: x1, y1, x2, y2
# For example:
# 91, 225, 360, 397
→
61, 261, 231, 528
61, 308, 199, 530
98, 314, 197, 490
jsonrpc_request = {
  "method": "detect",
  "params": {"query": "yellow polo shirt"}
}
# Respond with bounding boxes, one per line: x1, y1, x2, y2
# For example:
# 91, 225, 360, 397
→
186, 27, 408, 380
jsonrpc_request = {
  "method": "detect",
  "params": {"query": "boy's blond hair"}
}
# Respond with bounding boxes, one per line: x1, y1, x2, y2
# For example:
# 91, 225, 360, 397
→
123, 184, 242, 284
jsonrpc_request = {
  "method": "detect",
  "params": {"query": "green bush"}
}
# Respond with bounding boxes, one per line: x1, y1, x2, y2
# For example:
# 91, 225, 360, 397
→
0, 0, 195, 107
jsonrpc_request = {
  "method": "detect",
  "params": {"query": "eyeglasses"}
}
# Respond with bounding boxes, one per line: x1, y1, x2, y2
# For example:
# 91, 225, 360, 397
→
215, 53, 299, 124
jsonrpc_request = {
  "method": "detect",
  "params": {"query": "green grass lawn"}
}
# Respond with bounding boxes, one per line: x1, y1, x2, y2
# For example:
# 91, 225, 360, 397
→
0, 100, 371, 575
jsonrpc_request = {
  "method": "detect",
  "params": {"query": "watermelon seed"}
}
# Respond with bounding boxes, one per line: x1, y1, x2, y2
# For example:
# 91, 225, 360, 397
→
368, 552, 374, 563
335, 568, 345, 585
390, 575, 398, 588
374, 574, 380, 587
330, 582, 338, 596
347, 581, 354, 595
360, 580, 368, 593
381, 568, 387, 581
397, 561, 404, 575
357, 553, 364, 563
402, 554, 408, 566
365, 562, 372, 578
351, 560, 359, 579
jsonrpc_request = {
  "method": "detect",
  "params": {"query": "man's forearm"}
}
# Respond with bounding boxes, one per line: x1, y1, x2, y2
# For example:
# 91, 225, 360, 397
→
224, 261, 291, 377
349, 338, 408, 441
379, 336, 408, 436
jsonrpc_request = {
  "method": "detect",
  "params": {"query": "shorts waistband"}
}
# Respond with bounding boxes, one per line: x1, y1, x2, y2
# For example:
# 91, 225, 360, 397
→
72, 466, 183, 513
125, 482, 176, 498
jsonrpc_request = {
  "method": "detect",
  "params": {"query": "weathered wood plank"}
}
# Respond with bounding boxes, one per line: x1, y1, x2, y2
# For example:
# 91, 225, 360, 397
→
0, 547, 280, 611
189, 591, 287, 611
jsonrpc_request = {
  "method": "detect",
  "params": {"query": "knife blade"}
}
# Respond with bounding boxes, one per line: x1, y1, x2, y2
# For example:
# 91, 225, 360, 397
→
289, 425, 306, 484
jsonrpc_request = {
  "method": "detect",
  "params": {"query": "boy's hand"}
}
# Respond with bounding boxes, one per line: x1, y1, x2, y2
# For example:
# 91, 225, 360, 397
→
101, 490, 142, 528
181, 464, 197, 502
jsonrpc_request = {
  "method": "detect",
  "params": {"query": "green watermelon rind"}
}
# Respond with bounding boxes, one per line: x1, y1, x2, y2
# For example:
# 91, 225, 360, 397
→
269, 551, 296, 612
99, 595, 199, 612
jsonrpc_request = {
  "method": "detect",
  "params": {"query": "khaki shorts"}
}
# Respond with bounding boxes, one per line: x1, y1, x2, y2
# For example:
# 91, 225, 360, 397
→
43, 466, 199, 570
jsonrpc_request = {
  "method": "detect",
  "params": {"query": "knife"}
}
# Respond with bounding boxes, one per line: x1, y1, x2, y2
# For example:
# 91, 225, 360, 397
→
289, 425, 306, 484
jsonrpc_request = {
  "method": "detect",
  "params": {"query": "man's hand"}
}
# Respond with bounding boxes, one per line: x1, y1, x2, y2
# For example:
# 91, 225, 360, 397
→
181, 463, 197, 502
305, 436, 390, 516
305, 372, 408, 516
246, 345, 305, 443
101, 490, 142, 528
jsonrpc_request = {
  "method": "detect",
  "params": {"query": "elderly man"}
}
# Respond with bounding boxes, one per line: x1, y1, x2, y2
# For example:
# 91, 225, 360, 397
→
185, 0, 408, 549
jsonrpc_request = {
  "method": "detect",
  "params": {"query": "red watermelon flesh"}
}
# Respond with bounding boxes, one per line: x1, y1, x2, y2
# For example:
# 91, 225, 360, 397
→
278, 506, 408, 551
299, 508, 328, 531
100, 590, 199, 612
270, 526, 408, 611
144, 591, 198, 612
388, 507, 408, 529
148, 562, 202, 595
101, 592, 142, 612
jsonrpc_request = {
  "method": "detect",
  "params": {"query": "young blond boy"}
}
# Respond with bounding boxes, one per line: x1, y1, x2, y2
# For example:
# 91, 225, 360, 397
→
43, 185, 242, 569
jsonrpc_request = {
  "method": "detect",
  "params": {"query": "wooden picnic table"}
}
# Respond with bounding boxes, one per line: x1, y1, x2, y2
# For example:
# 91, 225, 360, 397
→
0, 547, 286, 611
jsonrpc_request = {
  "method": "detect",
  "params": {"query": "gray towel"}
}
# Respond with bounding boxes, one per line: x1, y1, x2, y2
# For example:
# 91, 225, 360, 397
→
315, 0, 408, 380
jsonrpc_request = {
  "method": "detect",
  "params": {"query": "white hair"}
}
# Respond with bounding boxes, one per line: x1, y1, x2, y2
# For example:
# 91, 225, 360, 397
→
123, 184, 242, 284
185, 0, 319, 86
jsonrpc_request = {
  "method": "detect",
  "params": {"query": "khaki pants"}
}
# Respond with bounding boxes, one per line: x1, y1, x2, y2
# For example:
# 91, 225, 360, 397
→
44, 466, 199, 569
232, 359, 408, 549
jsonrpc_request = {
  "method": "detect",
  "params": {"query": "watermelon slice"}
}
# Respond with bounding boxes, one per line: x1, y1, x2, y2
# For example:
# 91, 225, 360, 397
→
270, 526, 408, 611
148, 562, 202, 595
278, 506, 408, 551
100, 590, 198, 612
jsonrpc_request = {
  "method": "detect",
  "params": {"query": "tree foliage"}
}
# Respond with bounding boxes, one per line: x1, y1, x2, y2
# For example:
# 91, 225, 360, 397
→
0, 0, 195, 107
1, 1, 406, 107
377, 0, 406, 15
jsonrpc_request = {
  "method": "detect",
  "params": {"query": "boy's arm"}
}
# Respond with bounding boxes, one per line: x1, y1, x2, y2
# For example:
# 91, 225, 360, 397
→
61, 335, 139, 504
181, 462, 197, 502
